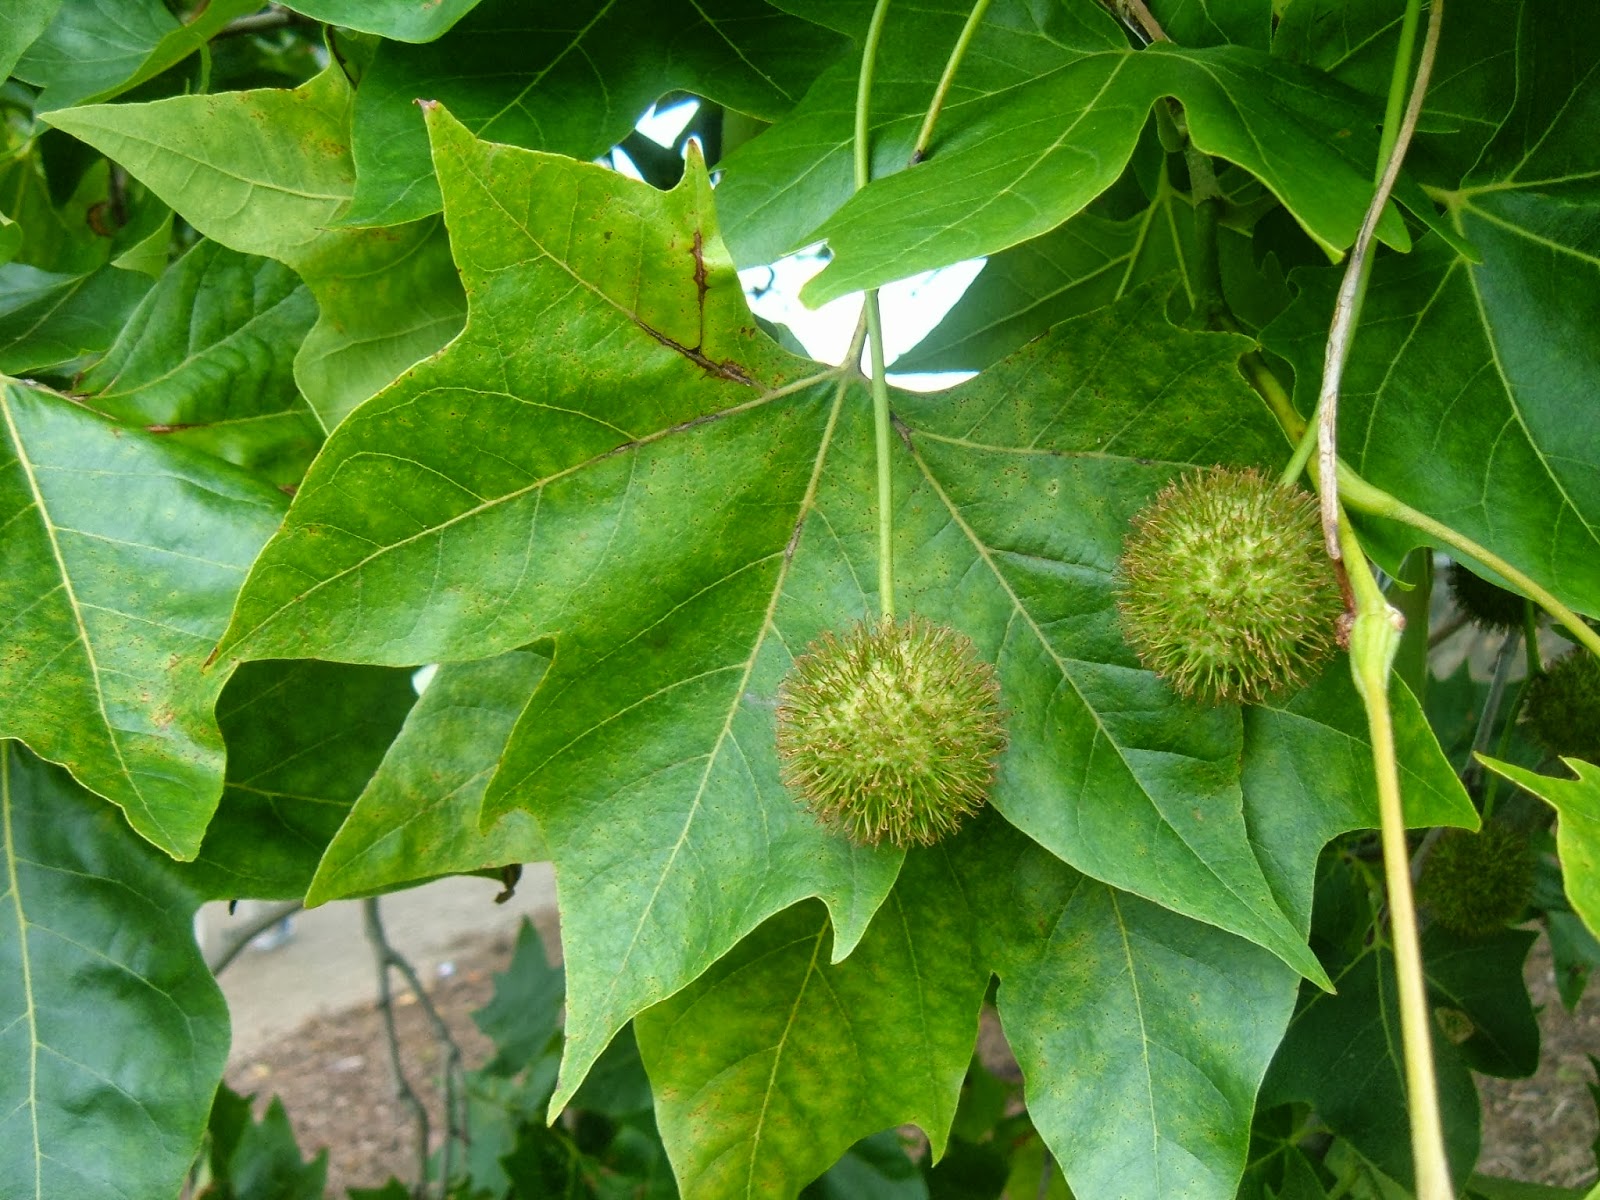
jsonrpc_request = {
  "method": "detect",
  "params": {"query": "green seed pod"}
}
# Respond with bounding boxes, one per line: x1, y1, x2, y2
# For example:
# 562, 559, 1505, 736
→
776, 616, 1006, 848
1446, 563, 1527, 632
1418, 823, 1535, 937
1522, 649, 1600, 765
1115, 467, 1344, 705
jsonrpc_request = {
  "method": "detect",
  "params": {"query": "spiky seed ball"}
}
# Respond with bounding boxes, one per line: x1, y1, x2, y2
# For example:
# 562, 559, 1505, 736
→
1523, 649, 1600, 765
1418, 823, 1535, 937
1447, 563, 1528, 632
776, 616, 1006, 847
1115, 467, 1344, 705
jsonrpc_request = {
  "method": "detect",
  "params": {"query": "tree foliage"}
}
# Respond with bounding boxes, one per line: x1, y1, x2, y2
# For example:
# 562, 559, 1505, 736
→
0, 1, 1596, 1198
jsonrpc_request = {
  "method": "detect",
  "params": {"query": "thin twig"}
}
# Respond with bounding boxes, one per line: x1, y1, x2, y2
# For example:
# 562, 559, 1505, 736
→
1113, 0, 1169, 42
1315, 0, 1444, 562
215, 6, 306, 38
364, 899, 432, 1200
1426, 608, 1470, 649
206, 901, 302, 975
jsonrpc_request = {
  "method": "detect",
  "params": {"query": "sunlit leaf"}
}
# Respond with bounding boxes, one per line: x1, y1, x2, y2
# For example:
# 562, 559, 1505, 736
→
1480, 756, 1600, 942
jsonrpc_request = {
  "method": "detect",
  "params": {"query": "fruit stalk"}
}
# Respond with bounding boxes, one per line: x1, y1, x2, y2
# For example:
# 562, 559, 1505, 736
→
856, 0, 896, 619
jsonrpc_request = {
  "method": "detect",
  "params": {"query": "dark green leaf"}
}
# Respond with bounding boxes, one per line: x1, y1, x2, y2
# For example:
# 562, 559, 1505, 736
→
345, 0, 847, 227
635, 848, 987, 1198
0, 742, 229, 1199
279, 0, 485, 42
1422, 926, 1539, 1079
0, 0, 61, 81
803, 38, 1405, 304
0, 260, 151, 373
1149, 0, 1271, 50
306, 649, 548, 904
182, 660, 417, 900
475, 918, 565, 1079
223, 1095, 330, 1200
802, 1131, 928, 1200
0, 381, 285, 856
14, 0, 259, 111
77, 239, 322, 486
1260, 889, 1483, 1188
45, 68, 467, 428
958, 816, 1299, 1200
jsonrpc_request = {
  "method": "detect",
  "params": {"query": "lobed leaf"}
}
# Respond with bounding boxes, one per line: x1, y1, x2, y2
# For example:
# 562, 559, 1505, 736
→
636, 850, 986, 1198
344, 0, 847, 227
1480, 756, 1600, 943
0, 381, 285, 856
45, 68, 467, 428
78, 239, 323, 486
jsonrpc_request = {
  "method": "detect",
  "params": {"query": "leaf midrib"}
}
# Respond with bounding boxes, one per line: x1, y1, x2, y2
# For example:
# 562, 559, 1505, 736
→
0, 392, 167, 846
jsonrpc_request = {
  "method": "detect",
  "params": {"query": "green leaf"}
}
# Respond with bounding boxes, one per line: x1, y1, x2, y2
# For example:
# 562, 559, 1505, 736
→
182, 660, 417, 900
1261, 936, 1482, 1190
895, 164, 1203, 373
716, 0, 1126, 267
279, 0, 485, 42
635, 848, 988, 1198
222, 1095, 330, 1200
344, 0, 847, 227
1480, 756, 1600, 941
77, 239, 323, 486
1422, 926, 1540, 1080
803, 37, 1406, 304
1263, 14, 1600, 618
1149, 0, 1271, 50
889, 293, 1329, 985
0, 381, 285, 856
1242, 668, 1479, 938
474, 918, 564, 1078
307, 649, 548, 905
14, 0, 260, 111
0, 0, 61, 82
958, 815, 1299, 1200
1265, 225, 1600, 619
0, 742, 229, 1200
217, 107, 906, 1114
0, 261, 152, 374
45, 68, 467, 428
803, 1131, 928, 1200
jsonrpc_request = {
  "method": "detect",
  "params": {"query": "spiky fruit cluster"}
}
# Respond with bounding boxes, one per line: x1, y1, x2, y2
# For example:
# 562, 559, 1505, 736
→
1523, 649, 1600, 765
1418, 823, 1535, 937
776, 616, 1006, 848
1447, 563, 1527, 632
1115, 467, 1344, 705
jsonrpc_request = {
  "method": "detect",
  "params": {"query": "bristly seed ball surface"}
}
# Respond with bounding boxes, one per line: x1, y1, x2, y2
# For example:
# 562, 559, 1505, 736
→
1447, 562, 1528, 632
776, 616, 1006, 848
1115, 467, 1344, 705
1417, 822, 1535, 937
1522, 648, 1600, 765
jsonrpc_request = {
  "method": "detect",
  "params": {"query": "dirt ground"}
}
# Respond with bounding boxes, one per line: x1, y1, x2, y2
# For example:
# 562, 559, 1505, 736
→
229, 926, 1599, 1197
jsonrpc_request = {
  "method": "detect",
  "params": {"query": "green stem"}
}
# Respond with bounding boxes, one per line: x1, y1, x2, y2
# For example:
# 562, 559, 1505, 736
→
856, 0, 896, 621
866, 292, 895, 618
911, 0, 993, 163
1389, 549, 1433, 703
1338, 466, 1600, 660
1338, 520, 1454, 1200
1287, 0, 1427, 496
854, 0, 892, 193
1522, 600, 1542, 678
